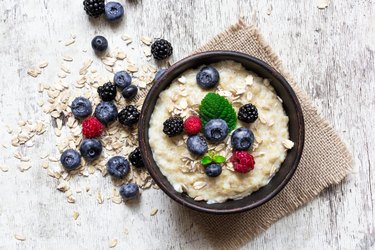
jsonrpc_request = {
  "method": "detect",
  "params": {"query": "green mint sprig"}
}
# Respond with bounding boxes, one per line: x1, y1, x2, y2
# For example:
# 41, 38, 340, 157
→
201, 152, 226, 165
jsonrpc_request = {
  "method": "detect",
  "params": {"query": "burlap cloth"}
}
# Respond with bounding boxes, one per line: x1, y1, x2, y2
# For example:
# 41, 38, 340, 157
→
172, 19, 353, 249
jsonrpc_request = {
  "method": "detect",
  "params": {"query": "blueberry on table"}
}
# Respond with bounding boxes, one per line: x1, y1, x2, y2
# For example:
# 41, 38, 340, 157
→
187, 135, 208, 156
114, 71, 132, 89
104, 2, 124, 21
205, 163, 222, 177
107, 156, 130, 178
203, 119, 228, 143
120, 183, 139, 200
71, 97, 92, 119
79, 139, 103, 161
94, 101, 118, 125
231, 127, 254, 151
122, 85, 138, 99
60, 149, 81, 171
196, 66, 220, 89
91, 35, 108, 52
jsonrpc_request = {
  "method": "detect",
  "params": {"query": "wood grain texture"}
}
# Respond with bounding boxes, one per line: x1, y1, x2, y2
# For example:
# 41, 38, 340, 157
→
0, 0, 373, 249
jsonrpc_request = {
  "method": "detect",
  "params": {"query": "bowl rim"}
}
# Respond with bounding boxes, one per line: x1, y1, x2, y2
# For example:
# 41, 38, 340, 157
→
139, 50, 305, 214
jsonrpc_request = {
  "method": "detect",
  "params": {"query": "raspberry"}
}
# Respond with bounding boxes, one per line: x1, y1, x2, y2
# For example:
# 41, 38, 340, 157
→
230, 151, 255, 173
82, 117, 104, 138
183, 116, 202, 135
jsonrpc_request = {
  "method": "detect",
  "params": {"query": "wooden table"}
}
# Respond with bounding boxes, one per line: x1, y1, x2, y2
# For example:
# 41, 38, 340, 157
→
0, 1, 373, 249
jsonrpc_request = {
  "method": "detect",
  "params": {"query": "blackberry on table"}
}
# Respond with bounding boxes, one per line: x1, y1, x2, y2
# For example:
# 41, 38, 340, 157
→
129, 147, 144, 168
118, 105, 140, 126
163, 116, 183, 137
83, 0, 105, 17
98, 82, 116, 101
151, 39, 173, 60
238, 103, 258, 123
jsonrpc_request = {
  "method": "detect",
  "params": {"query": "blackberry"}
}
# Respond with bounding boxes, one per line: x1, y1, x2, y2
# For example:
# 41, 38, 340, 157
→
151, 39, 173, 60
118, 105, 140, 126
238, 104, 258, 123
163, 116, 183, 137
83, 0, 105, 17
98, 82, 116, 101
129, 147, 144, 168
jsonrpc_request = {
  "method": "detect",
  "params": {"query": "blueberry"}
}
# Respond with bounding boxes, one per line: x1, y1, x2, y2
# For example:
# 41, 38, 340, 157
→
71, 97, 92, 119
231, 127, 254, 151
122, 85, 138, 99
91, 35, 108, 52
205, 163, 222, 177
94, 101, 118, 125
203, 119, 228, 143
187, 135, 208, 156
196, 66, 220, 89
104, 2, 124, 21
60, 149, 81, 171
114, 71, 132, 89
154, 68, 167, 81
79, 139, 103, 161
120, 183, 139, 200
107, 156, 130, 178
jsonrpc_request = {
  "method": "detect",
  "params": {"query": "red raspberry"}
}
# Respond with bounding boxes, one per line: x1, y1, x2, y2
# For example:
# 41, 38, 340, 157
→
183, 116, 202, 135
230, 151, 255, 173
82, 117, 104, 138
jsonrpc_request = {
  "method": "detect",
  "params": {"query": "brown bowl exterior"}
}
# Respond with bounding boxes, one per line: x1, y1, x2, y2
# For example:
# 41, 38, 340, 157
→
139, 51, 304, 214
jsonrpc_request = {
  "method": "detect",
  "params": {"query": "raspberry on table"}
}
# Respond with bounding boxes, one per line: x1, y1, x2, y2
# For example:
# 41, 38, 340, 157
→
82, 117, 104, 138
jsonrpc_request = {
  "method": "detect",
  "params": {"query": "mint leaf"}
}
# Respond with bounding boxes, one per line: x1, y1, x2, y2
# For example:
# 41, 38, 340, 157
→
213, 155, 226, 163
201, 156, 212, 165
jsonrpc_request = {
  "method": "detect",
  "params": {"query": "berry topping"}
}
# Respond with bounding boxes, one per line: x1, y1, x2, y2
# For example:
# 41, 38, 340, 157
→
163, 116, 183, 137
94, 101, 118, 125
82, 117, 104, 138
83, 0, 105, 17
151, 39, 173, 60
205, 163, 222, 177
107, 156, 130, 178
128, 147, 144, 168
183, 116, 202, 135
238, 103, 258, 123
203, 119, 228, 143
199, 93, 237, 132
71, 97, 92, 119
114, 71, 132, 89
120, 183, 139, 200
60, 149, 81, 171
122, 85, 138, 99
196, 66, 220, 89
118, 105, 140, 126
230, 151, 255, 173
104, 2, 124, 21
231, 127, 254, 151
154, 68, 167, 81
98, 82, 116, 101
79, 138, 103, 162
91, 35, 108, 52
187, 135, 208, 156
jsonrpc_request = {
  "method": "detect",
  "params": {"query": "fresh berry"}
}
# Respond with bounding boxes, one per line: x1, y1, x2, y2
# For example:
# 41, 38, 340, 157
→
60, 149, 81, 171
107, 156, 130, 178
196, 66, 220, 89
151, 39, 173, 60
231, 127, 254, 151
128, 147, 144, 168
104, 2, 124, 21
122, 85, 138, 99
98, 82, 116, 101
230, 151, 255, 173
238, 104, 258, 123
154, 68, 167, 81
163, 116, 183, 137
118, 105, 140, 126
79, 139, 103, 161
203, 119, 228, 143
91, 36, 108, 52
71, 97, 92, 119
205, 163, 222, 177
183, 116, 202, 135
114, 71, 132, 89
82, 117, 104, 138
119, 183, 139, 200
83, 0, 105, 17
187, 135, 208, 156
95, 101, 118, 125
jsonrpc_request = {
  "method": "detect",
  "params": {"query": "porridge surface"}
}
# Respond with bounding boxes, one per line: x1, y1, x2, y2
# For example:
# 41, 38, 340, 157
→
149, 60, 292, 204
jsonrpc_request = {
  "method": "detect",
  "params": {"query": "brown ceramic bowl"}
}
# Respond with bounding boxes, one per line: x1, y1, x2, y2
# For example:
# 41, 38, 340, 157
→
139, 51, 304, 214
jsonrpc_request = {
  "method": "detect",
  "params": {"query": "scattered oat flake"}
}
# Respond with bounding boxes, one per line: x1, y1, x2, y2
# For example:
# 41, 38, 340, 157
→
27, 68, 40, 78
39, 61, 48, 68
178, 76, 187, 84
193, 181, 207, 190
14, 234, 26, 241
150, 208, 158, 216
127, 64, 138, 72
65, 38, 75, 46
63, 55, 73, 61
97, 191, 104, 204
109, 239, 118, 248
73, 211, 79, 220
18, 163, 31, 172
317, 0, 329, 9
282, 139, 294, 149
0, 165, 8, 172
57, 180, 70, 192
141, 36, 152, 45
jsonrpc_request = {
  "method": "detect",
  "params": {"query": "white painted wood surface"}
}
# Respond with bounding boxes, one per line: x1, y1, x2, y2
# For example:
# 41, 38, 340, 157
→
0, 0, 374, 249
